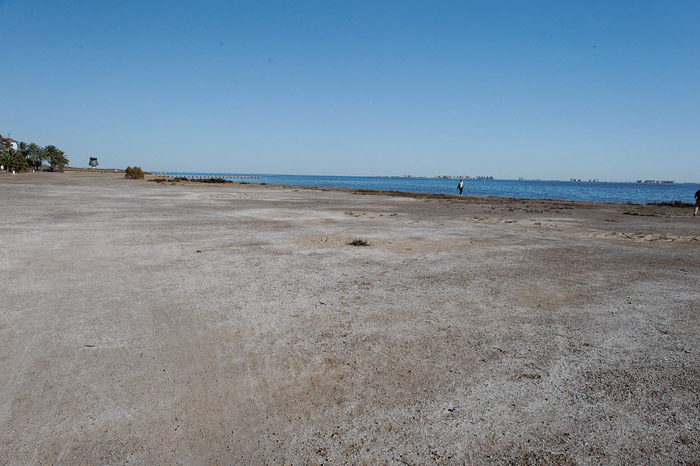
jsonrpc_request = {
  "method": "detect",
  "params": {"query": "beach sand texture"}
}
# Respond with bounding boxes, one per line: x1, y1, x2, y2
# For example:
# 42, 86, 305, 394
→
1, 171, 698, 465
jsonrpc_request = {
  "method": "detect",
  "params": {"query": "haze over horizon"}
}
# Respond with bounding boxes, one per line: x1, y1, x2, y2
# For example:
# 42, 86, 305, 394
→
1, 1, 698, 182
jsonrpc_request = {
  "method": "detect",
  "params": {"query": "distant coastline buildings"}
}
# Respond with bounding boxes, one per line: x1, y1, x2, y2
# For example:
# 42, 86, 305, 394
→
570, 178, 676, 184
396, 175, 678, 184
436, 175, 493, 180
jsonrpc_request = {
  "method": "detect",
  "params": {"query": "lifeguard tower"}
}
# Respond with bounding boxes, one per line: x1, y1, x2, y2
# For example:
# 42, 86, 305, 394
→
89, 157, 98, 168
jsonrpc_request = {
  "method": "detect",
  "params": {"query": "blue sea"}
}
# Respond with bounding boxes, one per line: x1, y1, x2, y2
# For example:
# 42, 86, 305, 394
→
160, 172, 698, 205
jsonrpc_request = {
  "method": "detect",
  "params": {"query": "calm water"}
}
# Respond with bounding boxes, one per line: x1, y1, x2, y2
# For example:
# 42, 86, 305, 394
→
162, 172, 698, 205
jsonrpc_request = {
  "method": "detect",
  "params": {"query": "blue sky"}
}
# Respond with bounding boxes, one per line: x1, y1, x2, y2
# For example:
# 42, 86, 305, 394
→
1, 1, 698, 181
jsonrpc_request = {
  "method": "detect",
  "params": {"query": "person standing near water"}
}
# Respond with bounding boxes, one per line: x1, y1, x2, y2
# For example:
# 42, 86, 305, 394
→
458, 179, 464, 195
694, 187, 700, 216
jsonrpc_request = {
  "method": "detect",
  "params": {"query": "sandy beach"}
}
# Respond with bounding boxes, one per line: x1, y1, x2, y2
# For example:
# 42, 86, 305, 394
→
1, 171, 698, 465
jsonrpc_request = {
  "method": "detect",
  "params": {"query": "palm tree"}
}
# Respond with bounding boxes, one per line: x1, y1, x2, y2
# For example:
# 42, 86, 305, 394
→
54, 152, 69, 172
17, 142, 29, 168
27, 143, 45, 171
0, 134, 9, 153
0, 149, 29, 172
46, 145, 61, 172
46, 145, 69, 172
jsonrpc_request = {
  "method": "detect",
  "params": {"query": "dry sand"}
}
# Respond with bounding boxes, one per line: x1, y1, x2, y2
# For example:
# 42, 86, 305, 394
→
1, 171, 698, 465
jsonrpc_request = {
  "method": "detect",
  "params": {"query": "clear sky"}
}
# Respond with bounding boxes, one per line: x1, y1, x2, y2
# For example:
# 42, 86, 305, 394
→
1, 1, 698, 181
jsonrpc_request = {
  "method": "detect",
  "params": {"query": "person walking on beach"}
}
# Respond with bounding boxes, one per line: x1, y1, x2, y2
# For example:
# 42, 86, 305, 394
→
694, 187, 700, 216
458, 179, 464, 195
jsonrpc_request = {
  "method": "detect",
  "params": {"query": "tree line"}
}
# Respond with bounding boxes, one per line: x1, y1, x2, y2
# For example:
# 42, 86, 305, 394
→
0, 134, 70, 172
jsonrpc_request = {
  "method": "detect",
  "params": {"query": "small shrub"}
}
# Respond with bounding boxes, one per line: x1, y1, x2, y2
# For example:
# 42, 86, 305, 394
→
125, 166, 145, 179
191, 177, 230, 183
348, 238, 370, 247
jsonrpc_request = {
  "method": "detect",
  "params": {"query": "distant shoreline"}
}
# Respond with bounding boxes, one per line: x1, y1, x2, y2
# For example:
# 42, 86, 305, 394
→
9, 169, 695, 207
143, 170, 698, 205
150, 170, 698, 185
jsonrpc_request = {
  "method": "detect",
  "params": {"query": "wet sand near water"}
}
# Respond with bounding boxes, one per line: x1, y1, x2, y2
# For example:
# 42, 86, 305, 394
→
1, 171, 698, 465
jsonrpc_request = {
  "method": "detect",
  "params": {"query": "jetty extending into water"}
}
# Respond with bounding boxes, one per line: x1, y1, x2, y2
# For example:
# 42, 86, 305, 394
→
153, 173, 263, 180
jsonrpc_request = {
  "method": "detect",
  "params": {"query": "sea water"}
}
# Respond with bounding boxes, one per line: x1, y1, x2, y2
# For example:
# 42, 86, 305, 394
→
162, 172, 698, 205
